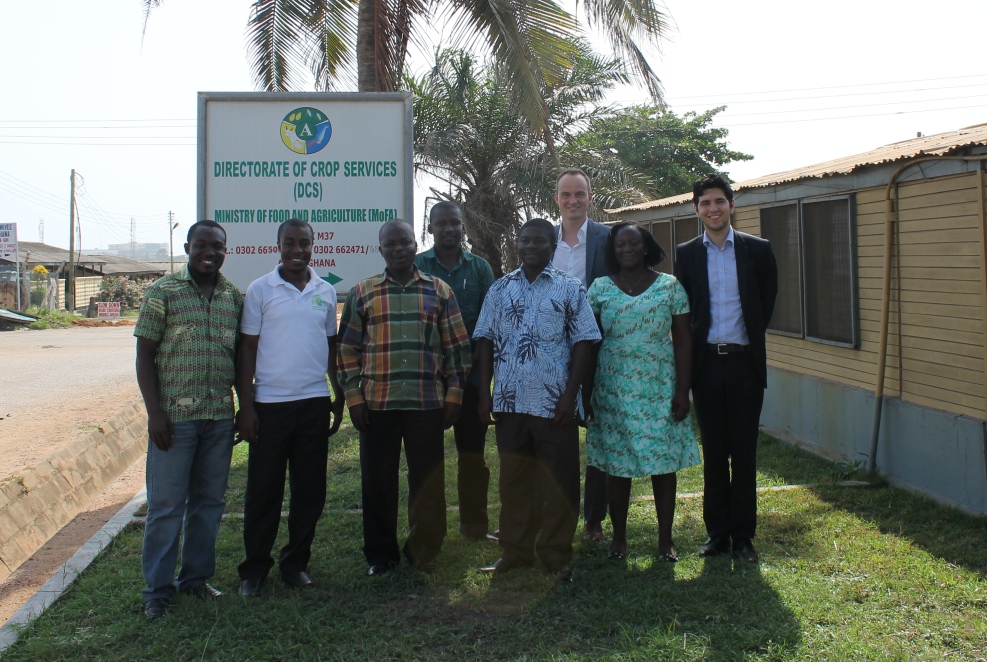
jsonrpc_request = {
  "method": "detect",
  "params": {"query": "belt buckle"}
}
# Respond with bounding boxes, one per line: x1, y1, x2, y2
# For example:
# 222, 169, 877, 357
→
717, 343, 728, 355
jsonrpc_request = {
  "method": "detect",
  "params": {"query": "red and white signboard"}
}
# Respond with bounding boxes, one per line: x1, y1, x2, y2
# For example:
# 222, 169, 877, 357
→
97, 302, 121, 319
0, 223, 17, 261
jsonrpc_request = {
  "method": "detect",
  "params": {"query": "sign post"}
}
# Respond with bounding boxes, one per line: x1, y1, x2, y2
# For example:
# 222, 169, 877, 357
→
197, 92, 414, 294
0, 223, 18, 310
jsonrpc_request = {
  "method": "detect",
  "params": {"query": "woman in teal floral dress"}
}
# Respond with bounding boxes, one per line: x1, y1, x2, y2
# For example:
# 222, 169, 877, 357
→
584, 222, 699, 561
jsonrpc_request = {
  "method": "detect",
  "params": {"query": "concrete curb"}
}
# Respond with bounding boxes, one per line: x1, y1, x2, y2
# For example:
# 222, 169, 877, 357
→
0, 398, 147, 582
0, 485, 147, 653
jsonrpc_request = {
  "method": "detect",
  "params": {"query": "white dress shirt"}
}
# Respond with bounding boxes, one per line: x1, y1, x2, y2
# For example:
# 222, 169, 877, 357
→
552, 219, 588, 287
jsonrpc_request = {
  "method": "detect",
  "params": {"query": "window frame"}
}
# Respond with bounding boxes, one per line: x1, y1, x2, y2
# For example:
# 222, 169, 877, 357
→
761, 194, 859, 349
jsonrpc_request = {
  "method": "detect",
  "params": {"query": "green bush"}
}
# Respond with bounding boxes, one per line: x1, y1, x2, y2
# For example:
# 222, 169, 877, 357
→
97, 277, 154, 311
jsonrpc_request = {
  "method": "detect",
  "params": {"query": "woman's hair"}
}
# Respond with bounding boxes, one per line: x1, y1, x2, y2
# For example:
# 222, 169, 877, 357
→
603, 222, 666, 273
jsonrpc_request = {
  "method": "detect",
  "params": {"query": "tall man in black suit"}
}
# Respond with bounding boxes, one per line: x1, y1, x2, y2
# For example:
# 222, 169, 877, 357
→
674, 174, 777, 563
553, 168, 613, 541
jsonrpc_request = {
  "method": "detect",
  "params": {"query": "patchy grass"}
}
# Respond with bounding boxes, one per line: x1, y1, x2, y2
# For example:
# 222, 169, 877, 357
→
4, 419, 986, 661
24, 307, 76, 330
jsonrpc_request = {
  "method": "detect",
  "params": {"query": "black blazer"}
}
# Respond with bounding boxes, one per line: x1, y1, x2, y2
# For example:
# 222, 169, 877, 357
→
674, 230, 778, 388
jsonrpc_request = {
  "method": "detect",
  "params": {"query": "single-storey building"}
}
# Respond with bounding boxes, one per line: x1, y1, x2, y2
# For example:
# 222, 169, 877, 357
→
610, 123, 987, 515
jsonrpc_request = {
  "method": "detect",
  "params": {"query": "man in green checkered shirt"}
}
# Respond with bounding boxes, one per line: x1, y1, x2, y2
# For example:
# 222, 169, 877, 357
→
134, 220, 243, 619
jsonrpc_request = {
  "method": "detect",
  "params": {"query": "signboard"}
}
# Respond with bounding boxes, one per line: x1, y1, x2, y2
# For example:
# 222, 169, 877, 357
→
97, 301, 121, 319
197, 92, 414, 294
0, 223, 17, 261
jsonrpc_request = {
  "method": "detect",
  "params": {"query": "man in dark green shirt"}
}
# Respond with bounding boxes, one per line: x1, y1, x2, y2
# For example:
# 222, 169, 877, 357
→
414, 201, 497, 541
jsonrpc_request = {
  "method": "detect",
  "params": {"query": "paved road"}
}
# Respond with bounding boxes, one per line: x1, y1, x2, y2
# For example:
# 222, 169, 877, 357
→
0, 326, 140, 478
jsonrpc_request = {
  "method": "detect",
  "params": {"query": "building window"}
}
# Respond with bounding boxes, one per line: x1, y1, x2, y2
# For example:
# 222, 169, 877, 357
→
649, 217, 700, 274
760, 196, 857, 347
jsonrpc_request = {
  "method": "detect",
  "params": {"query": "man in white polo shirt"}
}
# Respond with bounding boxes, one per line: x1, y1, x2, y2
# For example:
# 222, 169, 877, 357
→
235, 218, 345, 595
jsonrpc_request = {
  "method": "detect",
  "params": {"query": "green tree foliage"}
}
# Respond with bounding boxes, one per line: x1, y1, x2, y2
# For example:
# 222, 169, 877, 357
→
410, 46, 649, 276
97, 277, 154, 311
573, 106, 753, 198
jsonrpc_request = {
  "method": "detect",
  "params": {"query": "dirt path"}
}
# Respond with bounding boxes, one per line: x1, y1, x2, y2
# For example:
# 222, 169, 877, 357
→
0, 326, 139, 479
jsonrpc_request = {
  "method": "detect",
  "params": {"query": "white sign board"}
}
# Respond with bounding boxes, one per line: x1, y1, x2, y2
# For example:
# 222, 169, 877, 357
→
197, 92, 413, 294
0, 223, 17, 261
97, 301, 121, 319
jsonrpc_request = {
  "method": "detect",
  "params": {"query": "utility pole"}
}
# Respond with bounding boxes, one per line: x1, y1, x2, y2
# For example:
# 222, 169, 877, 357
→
39, 218, 44, 243
168, 211, 178, 273
67, 170, 76, 311
130, 218, 137, 259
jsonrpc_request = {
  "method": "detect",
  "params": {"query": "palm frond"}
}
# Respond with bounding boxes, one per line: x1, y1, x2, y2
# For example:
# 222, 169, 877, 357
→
247, 0, 311, 91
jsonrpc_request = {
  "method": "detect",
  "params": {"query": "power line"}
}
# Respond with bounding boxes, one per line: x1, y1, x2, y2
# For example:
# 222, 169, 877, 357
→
660, 73, 987, 102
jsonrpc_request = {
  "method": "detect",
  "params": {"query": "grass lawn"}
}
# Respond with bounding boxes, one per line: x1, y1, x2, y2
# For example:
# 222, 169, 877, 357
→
4, 418, 986, 661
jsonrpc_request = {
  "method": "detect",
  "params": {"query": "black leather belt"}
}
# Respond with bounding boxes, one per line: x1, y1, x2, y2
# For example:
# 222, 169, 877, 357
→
707, 343, 749, 355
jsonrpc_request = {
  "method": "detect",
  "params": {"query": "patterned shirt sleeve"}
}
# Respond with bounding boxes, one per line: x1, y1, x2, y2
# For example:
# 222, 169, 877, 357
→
586, 279, 603, 317
336, 286, 366, 408
472, 282, 499, 340
133, 282, 167, 342
669, 276, 690, 316
568, 284, 603, 344
437, 284, 472, 405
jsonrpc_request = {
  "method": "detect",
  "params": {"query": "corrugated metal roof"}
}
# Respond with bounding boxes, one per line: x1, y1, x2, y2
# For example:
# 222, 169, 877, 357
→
86, 253, 165, 276
0, 241, 108, 267
609, 122, 987, 214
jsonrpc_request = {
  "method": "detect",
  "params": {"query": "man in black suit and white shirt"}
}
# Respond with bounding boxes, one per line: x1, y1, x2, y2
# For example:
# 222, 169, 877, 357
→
553, 168, 613, 542
674, 174, 777, 563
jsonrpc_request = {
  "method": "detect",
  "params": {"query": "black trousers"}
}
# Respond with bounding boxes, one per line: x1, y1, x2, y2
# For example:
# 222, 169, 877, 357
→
583, 465, 608, 524
692, 348, 764, 543
495, 413, 580, 573
360, 408, 446, 568
238, 397, 331, 581
454, 383, 491, 537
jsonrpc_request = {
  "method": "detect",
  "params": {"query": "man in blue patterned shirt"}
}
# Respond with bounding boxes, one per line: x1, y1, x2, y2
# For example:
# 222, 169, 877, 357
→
474, 218, 601, 581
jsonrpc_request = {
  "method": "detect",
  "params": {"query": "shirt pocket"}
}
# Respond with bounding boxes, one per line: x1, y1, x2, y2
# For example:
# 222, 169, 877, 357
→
535, 300, 565, 342
421, 292, 442, 348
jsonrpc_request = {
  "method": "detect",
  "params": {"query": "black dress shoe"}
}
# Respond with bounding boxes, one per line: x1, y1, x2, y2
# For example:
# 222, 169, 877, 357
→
239, 578, 263, 597
281, 570, 315, 588
699, 537, 731, 557
554, 566, 574, 583
464, 532, 499, 543
367, 564, 393, 577
181, 583, 223, 600
143, 598, 169, 620
733, 539, 759, 563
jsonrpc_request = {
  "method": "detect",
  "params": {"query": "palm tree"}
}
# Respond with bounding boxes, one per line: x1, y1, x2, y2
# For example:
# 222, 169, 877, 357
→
410, 46, 648, 276
141, 0, 670, 130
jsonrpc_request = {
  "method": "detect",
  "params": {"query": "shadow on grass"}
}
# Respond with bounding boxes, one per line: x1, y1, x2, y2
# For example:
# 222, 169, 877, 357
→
761, 433, 987, 579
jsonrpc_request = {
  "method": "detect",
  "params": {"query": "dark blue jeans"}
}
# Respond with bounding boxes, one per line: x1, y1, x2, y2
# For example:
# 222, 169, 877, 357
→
141, 418, 235, 602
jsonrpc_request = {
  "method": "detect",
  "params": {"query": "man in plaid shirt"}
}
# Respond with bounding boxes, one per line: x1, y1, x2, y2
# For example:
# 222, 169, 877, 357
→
337, 219, 472, 576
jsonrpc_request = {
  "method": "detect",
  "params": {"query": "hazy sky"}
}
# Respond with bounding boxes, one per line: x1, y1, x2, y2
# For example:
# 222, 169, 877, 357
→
2, 0, 985, 251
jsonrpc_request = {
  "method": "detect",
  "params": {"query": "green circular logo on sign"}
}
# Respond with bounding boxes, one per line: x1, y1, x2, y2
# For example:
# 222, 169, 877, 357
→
281, 107, 332, 155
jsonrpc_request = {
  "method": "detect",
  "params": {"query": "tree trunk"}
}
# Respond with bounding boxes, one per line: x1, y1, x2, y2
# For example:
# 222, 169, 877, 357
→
357, 0, 377, 92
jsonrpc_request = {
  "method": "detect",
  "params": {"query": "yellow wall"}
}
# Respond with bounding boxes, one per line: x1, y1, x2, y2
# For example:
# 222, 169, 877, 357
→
745, 172, 986, 420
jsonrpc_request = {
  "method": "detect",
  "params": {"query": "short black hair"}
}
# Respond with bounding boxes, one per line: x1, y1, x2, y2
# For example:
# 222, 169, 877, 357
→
378, 218, 414, 242
692, 174, 734, 206
428, 200, 462, 221
277, 218, 314, 242
603, 222, 666, 273
188, 220, 226, 243
519, 217, 557, 248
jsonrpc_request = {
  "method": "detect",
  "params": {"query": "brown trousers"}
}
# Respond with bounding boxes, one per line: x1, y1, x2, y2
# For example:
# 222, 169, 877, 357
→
495, 413, 580, 572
